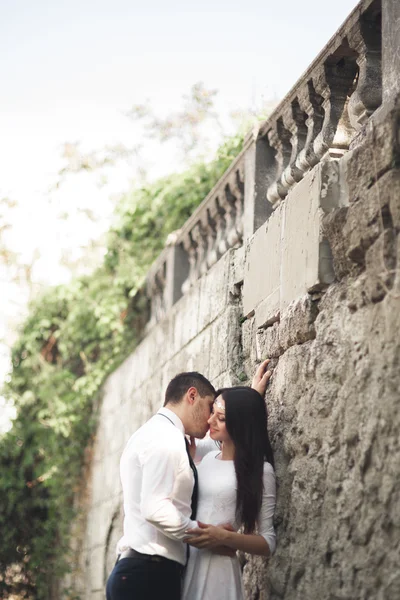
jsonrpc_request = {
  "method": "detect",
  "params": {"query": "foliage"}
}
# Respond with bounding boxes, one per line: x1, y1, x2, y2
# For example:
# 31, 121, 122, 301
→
0, 131, 243, 599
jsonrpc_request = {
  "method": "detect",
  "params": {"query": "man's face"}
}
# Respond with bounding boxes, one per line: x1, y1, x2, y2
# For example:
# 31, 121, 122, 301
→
189, 393, 215, 438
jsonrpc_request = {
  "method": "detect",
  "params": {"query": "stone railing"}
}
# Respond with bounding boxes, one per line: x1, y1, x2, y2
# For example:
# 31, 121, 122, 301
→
179, 154, 245, 294
254, 0, 382, 207
145, 0, 383, 328
145, 151, 246, 327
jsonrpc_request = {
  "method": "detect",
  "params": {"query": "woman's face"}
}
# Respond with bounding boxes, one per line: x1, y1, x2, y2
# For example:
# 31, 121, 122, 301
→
208, 397, 231, 443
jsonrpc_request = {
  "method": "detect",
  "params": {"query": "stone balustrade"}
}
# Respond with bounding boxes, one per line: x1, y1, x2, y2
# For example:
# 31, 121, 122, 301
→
145, 0, 384, 328
256, 0, 382, 207
179, 156, 245, 294
145, 152, 246, 325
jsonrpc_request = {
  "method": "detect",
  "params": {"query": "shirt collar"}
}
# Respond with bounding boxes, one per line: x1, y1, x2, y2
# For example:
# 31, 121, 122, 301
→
157, 407, 185, 436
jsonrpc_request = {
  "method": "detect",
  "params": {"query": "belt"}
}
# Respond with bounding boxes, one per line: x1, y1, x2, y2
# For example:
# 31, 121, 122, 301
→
118, 548, 169, 563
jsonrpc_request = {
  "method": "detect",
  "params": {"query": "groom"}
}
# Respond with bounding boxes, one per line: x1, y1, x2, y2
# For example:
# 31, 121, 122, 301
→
106, 362, 271, 600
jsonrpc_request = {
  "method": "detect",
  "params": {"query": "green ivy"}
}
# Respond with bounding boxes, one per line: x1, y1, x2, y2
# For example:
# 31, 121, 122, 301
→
0, 132, 243, 599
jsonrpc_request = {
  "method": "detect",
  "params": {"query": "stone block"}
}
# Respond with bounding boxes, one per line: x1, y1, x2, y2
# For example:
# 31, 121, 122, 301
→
197, 251, 231, 332
243, 160, 341, 322
364, 229, 397, 302
241, 316, 257, 363
256, 320, 282, 359
229, 245, 245, 290
129, 379, 163, 426
382, 0, 400, 104
280, 161, 338, 311
341, 169, 400, 271
243, 202, 283, 322
208, 306, 241, 380
346, 105, 400, 203
388, 169, 400, 229
279, 295, 318, 350
170, 283, 201, 354
323, 206, 354, 279
243, 136, 274, 240
161, 325, 212, 386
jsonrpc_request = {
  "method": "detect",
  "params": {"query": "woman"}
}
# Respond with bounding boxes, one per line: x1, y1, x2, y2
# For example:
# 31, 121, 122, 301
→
182, 370, 276, 600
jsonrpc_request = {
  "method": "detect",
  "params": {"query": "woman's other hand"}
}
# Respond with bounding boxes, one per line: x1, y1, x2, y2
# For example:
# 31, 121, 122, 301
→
251, 359, 272, 397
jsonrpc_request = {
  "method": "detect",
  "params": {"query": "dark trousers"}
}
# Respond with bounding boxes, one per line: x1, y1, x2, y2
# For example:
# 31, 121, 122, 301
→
106, 556, 183, 600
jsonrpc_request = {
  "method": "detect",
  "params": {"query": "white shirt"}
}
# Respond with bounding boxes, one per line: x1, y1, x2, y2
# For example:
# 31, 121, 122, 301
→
117, 407, 198, 565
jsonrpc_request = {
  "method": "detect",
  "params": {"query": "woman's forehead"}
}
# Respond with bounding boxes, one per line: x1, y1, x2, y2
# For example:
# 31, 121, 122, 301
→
214, 397, 225, 411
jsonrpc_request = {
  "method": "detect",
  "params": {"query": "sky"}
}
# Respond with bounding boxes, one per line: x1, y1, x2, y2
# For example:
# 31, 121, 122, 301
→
0, 0, 359, 429
1, 0, 359, 197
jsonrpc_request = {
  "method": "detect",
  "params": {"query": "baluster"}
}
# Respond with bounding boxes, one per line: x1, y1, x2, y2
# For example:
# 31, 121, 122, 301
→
225, 168, 244, 248
266, 118, 292, 204
191, 221, 208, 277
214, 196, 228, 257
225, 184, 239, 248
147, 262, 166, 325
313, 49, 358, 159
232, 167, 245, 242
296, 80, 325, 173
348, 12, 382, 130
205, 202, 218, 269
281, 99, 308, 191
155, 267, 166, 322
181, 232, 198, 294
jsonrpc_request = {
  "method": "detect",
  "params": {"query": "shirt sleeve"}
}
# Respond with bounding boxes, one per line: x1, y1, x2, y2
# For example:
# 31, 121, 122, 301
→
139, 440, 197, 540
257, 463, 277, 554
194, 434, 219, 464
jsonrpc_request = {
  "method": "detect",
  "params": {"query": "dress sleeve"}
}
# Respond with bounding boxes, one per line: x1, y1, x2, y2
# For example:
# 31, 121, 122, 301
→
194, 434, 219, 463
257, 462, 277, 554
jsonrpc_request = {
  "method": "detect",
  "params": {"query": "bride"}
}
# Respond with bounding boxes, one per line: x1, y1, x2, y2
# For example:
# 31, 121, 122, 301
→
182, 362, 276, 600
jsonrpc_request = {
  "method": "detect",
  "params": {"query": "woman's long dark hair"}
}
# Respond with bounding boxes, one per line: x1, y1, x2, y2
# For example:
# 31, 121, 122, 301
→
215, 386, 274, 534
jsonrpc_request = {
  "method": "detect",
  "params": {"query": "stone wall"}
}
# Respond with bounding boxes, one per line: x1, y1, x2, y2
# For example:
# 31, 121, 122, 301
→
241, 106, 400, 600
68, 1, 400, 598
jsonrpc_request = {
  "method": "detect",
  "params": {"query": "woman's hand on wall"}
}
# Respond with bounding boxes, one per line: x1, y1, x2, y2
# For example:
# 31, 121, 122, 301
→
251, 359, 272, 397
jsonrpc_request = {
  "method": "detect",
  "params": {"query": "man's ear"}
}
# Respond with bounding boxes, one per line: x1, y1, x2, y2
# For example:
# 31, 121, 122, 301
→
186, 386, 198, 405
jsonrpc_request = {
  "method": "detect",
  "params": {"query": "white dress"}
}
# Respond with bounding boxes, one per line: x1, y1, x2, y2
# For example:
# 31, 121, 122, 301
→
182, 444, 276, 600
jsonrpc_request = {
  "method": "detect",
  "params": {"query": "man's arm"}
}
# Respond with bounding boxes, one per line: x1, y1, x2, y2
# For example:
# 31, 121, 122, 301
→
140, 441, 197, 540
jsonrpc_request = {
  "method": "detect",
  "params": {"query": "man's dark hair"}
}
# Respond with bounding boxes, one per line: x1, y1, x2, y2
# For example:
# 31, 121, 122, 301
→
164, 372, 215, 406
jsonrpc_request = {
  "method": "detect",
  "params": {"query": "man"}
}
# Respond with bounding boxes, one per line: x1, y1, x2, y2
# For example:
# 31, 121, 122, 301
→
106, 362, 271, 600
